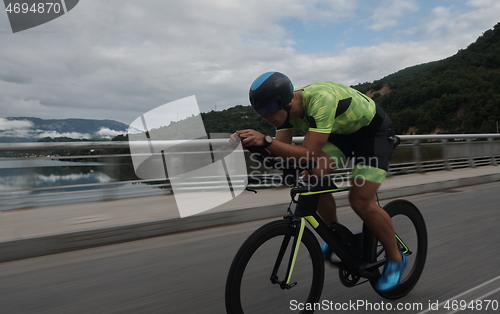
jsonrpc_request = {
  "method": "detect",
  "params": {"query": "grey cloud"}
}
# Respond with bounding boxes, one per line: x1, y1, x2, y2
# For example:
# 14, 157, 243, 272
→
0, 0, 499, 125
0, 71, 32, 84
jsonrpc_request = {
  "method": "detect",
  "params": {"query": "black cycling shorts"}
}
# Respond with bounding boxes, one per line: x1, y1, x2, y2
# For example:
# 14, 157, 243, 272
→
322, 104, 396, 183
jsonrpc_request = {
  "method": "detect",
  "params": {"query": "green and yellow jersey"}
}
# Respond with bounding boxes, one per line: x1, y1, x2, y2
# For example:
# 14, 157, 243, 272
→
278, 82, 376, 135
276, 82, 393, 183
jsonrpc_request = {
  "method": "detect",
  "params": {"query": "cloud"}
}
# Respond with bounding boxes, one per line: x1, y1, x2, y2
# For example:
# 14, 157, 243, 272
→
0, 98, 51, 118
0, 70, 32, 84
0, 118, 33, 130
0, 0, 499, 125
368, 0, 419, 31
0, 118, 35, 137
96, 127, 125, 138
402, 0, 500, 42
0, 117, 91, 139
0, 117, 124, 139
37, 130, 91, 139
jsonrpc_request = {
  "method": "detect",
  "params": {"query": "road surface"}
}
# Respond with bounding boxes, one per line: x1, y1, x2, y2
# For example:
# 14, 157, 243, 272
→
0, 181, 499, 313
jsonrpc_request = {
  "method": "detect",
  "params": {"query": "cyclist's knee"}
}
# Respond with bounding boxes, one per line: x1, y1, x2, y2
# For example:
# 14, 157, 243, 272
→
348, 183, 380, 217
349, 193, 372, 215
310, 152, 336, 177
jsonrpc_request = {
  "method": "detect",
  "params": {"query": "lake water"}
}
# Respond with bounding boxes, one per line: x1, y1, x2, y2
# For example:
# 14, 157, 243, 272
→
0, 159, 167, 211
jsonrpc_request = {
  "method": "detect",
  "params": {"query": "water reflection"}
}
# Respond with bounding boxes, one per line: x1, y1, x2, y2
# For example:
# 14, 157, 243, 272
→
0, 159, 166, 210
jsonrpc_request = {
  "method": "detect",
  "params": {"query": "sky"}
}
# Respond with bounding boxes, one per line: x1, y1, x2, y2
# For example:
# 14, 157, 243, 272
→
1, 0, 499, 132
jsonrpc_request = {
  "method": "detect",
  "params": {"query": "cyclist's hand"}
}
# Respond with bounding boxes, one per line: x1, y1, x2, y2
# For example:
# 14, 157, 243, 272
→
235, 129, 265, 147
229, 132, 242, 147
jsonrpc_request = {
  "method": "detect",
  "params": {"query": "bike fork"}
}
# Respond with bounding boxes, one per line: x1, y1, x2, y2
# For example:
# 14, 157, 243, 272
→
270, 217, 306, 290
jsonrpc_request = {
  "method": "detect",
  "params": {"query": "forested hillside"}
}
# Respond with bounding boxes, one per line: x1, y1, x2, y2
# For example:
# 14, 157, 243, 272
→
353, 22, 500, 134
201, 105, 276, 136
142, 105, 279, 140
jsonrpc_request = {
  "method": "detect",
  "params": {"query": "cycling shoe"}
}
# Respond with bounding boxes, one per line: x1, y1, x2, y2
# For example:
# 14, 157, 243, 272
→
375, 253, 408, 292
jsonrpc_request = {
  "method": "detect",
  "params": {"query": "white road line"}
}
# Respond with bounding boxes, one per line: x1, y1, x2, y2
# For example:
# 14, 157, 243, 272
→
417, 274, 500, 314
61, 0, 68, 13
447, 286, 500, 314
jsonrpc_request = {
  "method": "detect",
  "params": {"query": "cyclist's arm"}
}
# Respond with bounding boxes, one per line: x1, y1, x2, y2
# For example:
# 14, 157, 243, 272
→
235, 128, 329, 161
275, 129, 292, 144
267, 131, 329, 160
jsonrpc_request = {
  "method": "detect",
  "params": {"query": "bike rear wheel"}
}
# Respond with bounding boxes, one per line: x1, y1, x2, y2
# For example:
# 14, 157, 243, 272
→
365, 199, 427, 299
225, 219, 324, 314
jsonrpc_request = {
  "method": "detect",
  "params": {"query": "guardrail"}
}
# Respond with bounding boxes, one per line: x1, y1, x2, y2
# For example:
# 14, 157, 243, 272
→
0, 134, 499, 210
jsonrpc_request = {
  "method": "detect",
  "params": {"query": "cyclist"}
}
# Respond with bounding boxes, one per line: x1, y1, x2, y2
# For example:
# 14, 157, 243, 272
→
233, 71, 406, 292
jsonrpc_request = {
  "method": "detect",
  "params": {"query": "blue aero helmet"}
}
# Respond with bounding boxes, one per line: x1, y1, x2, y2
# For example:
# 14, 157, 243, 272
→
249, 72, 294, 118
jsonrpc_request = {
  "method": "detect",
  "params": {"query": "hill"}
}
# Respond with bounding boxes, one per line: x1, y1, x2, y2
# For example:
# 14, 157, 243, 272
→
142, 104, 307, 141
352, 22, 500, 134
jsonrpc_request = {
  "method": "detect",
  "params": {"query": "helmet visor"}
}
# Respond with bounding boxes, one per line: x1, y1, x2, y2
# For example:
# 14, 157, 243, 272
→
254, 100, 280, 118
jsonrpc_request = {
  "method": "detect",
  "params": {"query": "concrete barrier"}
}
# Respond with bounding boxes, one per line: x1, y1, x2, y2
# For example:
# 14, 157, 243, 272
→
0, 167, 499, 263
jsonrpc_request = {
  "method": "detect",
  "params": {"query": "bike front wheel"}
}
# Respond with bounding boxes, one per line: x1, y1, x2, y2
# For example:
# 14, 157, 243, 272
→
365, 199, 428, 299
225, 219, 324, 314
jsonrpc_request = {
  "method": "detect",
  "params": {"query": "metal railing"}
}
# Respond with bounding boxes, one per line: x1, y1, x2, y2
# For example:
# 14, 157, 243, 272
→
0, 134, 499, 210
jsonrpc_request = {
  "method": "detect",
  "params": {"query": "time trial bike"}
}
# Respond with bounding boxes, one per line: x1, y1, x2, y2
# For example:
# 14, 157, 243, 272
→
225, 147, 427, 314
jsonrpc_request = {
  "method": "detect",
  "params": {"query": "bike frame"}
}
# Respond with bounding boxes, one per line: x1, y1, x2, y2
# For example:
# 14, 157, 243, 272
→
273, 184, 409, 288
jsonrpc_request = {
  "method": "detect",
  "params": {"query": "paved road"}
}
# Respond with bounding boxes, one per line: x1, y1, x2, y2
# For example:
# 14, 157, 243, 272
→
0, 181, 499, 313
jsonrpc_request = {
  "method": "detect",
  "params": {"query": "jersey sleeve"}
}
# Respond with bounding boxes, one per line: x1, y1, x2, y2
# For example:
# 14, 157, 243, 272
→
276, 120, 294, 132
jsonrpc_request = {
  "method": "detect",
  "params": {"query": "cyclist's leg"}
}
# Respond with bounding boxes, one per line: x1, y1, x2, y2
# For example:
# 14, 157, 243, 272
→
353, 188, 406, 291
349, 178, 400, 262
312, 142, 347, 225
317, 189, 337, 224
348, 104, 400, 262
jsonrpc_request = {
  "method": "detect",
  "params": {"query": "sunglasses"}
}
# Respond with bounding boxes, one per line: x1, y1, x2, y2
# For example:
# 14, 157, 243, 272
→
254, 100, 281, 118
